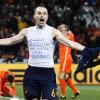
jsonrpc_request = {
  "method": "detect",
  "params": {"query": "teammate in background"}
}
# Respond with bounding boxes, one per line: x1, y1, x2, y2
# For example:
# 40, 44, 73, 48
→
58, 24, 80, 99
0, 71, 16, 97
0, 6, 99, 100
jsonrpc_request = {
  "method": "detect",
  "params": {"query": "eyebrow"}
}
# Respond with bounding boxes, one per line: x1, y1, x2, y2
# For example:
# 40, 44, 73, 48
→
37, 11, 47, 13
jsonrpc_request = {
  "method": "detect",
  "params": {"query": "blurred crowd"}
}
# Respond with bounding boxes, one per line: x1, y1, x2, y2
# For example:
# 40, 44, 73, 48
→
0, 0, 100, 63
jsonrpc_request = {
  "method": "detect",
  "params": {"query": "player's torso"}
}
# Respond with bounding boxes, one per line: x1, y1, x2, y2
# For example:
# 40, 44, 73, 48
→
26, 25, 55, 68
59, 32, 74, 60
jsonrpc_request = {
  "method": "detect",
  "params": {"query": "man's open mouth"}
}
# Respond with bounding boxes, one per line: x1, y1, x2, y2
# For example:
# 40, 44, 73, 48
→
40, 19, 44, 22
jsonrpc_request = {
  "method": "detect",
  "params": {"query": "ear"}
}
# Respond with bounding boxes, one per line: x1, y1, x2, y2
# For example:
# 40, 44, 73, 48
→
34, 14, 36, 19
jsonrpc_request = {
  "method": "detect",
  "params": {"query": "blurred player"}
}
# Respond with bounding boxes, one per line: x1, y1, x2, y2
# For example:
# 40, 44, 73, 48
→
0, 71, 16, 97
58, 24, 80, 99
76, 47, 100, 72
0, 6, 99, 100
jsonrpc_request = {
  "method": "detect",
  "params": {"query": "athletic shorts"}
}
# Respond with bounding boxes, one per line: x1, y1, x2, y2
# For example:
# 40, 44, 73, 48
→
23, 65, 58, 100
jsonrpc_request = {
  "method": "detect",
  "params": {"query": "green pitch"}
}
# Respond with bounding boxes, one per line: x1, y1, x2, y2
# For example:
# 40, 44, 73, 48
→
16, 85, 100, 100
57, 85, 100, 100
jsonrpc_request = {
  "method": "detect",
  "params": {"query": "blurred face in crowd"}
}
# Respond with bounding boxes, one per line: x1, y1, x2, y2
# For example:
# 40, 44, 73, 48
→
34, 6, 48, 28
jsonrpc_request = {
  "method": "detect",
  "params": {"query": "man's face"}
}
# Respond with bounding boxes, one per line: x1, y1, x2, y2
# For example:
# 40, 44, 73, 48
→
34, 7, 48, 28
57, 24, 68, 33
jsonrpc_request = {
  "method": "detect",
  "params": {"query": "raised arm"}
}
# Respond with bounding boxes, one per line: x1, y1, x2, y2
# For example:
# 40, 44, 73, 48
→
53, 29, 85, 51
0, 28, 27, 46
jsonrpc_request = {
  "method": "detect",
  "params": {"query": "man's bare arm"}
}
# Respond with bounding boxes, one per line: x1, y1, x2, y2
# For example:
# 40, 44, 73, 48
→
0, 29, 27, 46
53, 29, 85, 51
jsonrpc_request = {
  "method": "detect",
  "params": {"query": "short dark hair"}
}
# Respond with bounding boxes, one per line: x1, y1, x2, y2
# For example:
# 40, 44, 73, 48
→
34, 6, 48, 15
7, 75, 14, 83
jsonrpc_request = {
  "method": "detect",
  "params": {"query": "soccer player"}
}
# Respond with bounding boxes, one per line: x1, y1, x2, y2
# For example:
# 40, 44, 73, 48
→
0, 71, 16, 97
58, 24, 80, 99
0, 6, 99, 100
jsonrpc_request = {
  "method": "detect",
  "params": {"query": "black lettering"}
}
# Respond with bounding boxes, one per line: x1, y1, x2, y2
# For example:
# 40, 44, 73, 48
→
90, 69, 93, 83
74, 70, 87, 83
95, 70, 100, 82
